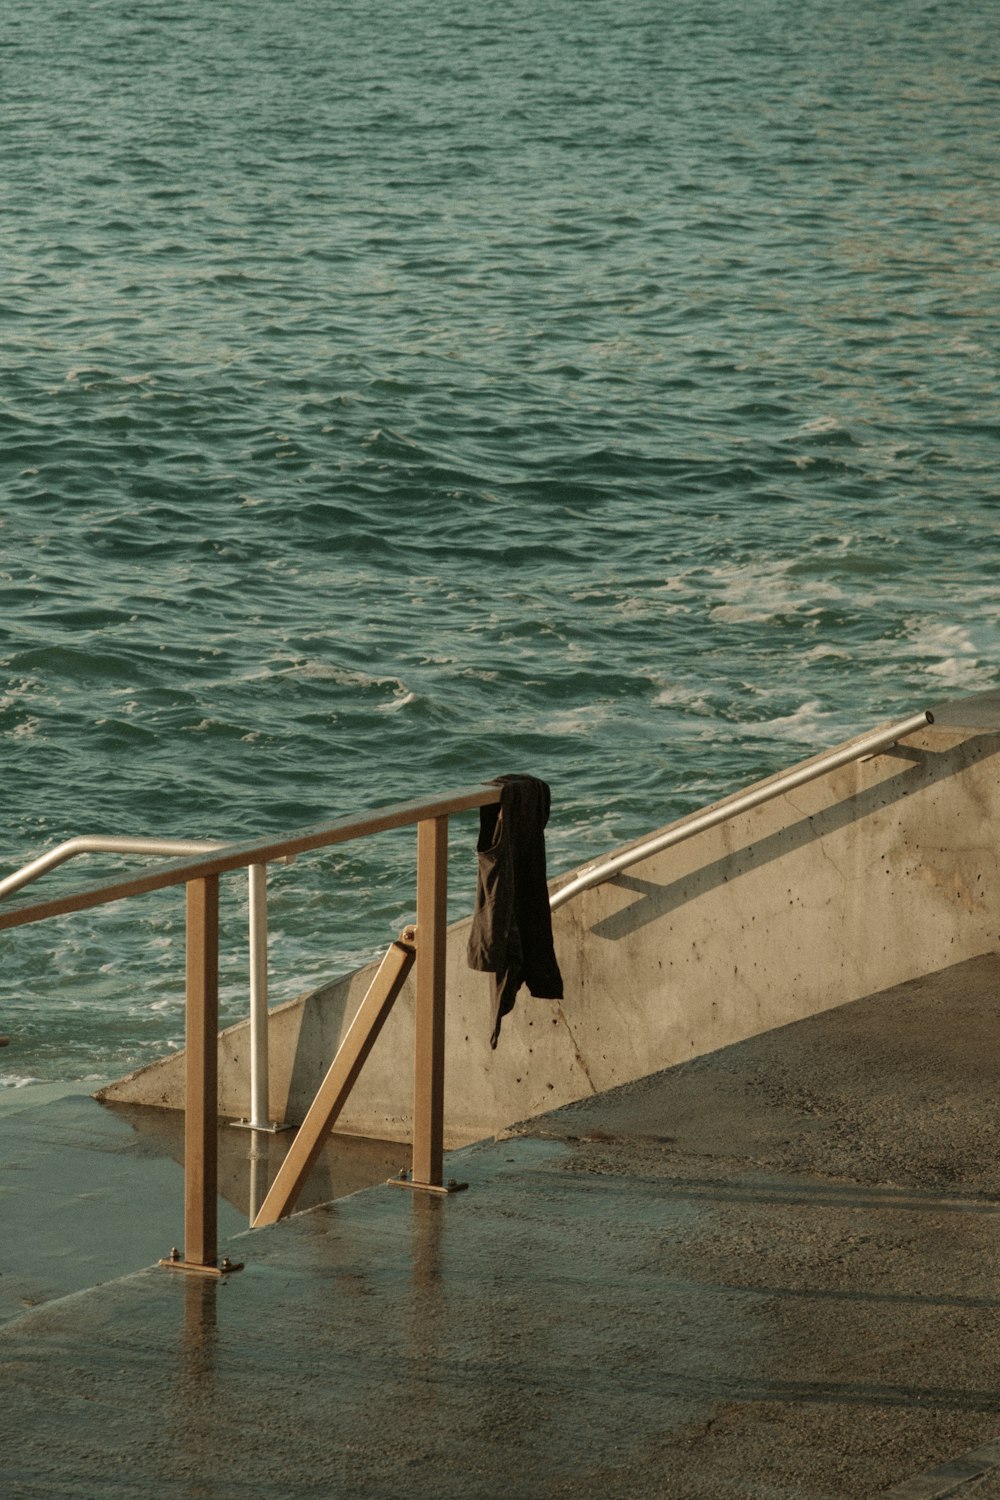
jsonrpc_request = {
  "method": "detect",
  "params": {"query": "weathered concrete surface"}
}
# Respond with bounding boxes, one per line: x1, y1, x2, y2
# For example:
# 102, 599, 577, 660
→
100, 691, 1000, 1148
8, 954, 1000, 1498
963, 1463, 1000, 1498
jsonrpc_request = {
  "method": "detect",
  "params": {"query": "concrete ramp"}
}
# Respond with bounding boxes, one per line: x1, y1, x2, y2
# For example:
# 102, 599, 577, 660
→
99, 690, 1000, 1147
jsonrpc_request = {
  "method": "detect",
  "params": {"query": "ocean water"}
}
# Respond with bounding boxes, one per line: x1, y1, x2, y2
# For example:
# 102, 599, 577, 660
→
2, 0, 998, 1085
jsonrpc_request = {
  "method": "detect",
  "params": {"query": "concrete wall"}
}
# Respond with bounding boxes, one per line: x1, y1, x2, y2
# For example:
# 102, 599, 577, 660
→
98, 690, 1000, 1145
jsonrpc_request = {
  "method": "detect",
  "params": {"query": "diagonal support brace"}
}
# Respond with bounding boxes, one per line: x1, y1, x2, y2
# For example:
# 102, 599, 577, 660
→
252, 934, 417, 1227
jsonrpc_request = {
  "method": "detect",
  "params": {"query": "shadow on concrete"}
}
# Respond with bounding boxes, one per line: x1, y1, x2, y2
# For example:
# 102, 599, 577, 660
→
592, 734, 1000, 942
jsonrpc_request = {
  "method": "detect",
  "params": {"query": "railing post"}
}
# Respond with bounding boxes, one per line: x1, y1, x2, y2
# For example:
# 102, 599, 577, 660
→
248, 862, 269, 1128
412, 816, 449, 1189
230, 862, 290, 1134
161, 874, 240, 1274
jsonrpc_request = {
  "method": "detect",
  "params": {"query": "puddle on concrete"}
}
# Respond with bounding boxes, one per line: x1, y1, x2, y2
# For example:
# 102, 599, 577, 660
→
0, 1092, 401, 1324
105, 1098, 404, 1221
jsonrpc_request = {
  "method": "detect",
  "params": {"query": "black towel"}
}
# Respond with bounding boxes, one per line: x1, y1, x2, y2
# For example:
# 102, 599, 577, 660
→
467, 774, 564, 1048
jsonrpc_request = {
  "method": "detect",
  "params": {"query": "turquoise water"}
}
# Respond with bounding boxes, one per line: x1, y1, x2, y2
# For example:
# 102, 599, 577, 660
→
2, 0, 998, 1082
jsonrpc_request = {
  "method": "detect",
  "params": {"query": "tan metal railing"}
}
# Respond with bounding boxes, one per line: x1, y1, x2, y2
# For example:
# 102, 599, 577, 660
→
0, 784, 502, 1276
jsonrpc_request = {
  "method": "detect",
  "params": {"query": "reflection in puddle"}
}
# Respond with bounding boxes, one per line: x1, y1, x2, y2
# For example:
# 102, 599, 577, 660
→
102, 1098, 403, 1223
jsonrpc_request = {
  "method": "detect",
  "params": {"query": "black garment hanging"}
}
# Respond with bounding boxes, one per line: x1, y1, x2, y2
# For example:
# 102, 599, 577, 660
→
467, 774, 563, 1048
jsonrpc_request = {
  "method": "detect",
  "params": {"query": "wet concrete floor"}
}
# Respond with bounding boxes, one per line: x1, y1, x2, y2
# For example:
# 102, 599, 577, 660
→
0, 1090, 400, 1324
5, 953, 1000, 1498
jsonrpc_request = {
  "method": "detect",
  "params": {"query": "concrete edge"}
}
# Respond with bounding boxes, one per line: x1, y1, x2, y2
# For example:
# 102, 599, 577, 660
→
881, 1435, 1000, 1497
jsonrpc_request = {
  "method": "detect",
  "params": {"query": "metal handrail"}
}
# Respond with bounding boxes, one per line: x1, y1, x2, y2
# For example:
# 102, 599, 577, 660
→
1, 783, 503, 1275
0, 785, 500, 931
0, 834, 226, 902
550, 709, 935, 911
0, 834, 282, 1132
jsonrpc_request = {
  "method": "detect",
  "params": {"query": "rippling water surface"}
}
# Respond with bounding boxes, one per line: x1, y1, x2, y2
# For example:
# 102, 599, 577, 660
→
2, 0, 998, 1082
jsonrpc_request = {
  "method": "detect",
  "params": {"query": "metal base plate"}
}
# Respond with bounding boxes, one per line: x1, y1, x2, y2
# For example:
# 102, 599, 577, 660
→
386, 1177, 469, 1196
228, 1118, 295, 1133
158, 1257, 245, 1276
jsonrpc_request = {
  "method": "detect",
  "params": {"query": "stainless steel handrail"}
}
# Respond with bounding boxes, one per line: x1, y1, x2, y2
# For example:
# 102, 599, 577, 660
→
0, 835, 226, 902
550, 709, 935, 911
0, 835, 280, 1131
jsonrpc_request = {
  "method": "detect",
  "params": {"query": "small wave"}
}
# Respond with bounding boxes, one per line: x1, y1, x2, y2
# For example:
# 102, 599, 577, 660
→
243, 659, 411, 700
903, 621, 975, 658
8, 715, 43, 739
375, 690, 418, 714
745, 701, 831, 741
710, 604, 781, 624
707, 559, 844, 624
896, 620, 997, 691
540, 704, 612, 736
652, 683, 716, 715
798, 416, 844, 435
791, 415, 859, 448
925, 657, 995, 689
800, 644, 851, 663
